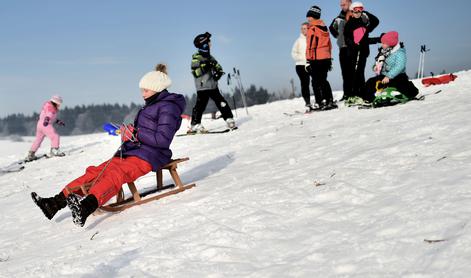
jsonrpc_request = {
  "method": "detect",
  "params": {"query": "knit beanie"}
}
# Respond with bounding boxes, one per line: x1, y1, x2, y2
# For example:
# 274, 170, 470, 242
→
306, 6, 321, 19
139, 66, 172, 93
50, 95, 63, 105
381, 31, 399, 47
350, 2, 364, 11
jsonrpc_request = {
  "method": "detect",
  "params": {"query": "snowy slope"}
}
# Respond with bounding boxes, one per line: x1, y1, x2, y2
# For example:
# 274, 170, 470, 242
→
1, 72, 470, 277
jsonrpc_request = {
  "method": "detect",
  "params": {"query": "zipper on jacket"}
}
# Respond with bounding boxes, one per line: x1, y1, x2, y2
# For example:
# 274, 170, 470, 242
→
309, 34, 315, 59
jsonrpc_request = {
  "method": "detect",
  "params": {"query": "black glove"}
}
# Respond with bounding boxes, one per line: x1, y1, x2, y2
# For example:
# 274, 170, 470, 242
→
209, 60, 217, 68
328, 59, 333, 72
208, 57, 219, 67
213, 70, 225, 81
43, 116, 50, 127
55, 119, 65, 126
369, 33, 385, 45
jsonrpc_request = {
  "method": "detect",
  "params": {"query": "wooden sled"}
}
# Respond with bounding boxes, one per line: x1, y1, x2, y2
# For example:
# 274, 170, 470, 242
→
66, 158, 195, 212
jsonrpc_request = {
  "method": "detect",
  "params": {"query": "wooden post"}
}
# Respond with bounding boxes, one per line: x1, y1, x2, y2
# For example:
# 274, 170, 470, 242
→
157, 169, 163, 190
127, 182, 141, 202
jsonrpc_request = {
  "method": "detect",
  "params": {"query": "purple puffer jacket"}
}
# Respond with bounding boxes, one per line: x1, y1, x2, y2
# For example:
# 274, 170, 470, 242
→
119, 90, 186, 171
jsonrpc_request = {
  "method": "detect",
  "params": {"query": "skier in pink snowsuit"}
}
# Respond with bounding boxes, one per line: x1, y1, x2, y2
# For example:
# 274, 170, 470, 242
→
26, 95, 66, 161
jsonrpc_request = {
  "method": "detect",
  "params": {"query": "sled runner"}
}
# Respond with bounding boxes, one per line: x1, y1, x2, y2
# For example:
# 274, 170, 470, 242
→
65, 157, 195, 212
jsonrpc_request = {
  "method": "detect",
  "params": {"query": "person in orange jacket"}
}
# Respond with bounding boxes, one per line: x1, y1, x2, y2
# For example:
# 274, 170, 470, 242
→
305, 6, 337, 110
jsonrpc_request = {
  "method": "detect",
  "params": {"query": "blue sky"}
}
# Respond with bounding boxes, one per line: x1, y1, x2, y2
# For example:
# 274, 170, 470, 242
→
1, 0, 470, 117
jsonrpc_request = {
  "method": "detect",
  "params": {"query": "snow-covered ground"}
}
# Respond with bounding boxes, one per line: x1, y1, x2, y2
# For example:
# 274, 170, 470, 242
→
1, 72, 470, 277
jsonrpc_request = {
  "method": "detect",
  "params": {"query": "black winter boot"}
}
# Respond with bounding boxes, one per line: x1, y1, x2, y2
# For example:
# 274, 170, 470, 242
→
31, 192, 67, 220
66, 194, 99, 227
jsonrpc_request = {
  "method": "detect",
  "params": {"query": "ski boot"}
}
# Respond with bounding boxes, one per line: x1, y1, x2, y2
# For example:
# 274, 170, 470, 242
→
31, 192, 67, 220
226, 118, 237, 130
188, 124, 207, 134
324, 101, 338, 110
49, 147, 65, 157
25, 151, 37, 162
316, 100, 327, 111
305, 104, 318, 113
66, 194, 99, 227
345, 96, 366, 107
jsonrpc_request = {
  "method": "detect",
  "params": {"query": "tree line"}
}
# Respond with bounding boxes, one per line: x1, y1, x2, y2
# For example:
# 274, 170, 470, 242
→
0, 84, 296, 136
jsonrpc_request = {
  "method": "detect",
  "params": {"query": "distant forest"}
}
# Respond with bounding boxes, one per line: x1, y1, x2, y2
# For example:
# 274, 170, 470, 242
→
0, 85, 296, 136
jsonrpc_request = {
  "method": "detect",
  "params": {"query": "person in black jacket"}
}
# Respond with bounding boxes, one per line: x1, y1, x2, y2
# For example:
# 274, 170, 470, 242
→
190, 32, 236, 133
343, 2, 379, 102
329, 0, 352, 101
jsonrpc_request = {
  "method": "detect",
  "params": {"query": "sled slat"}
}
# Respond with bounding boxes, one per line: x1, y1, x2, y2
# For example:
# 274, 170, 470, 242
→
65, 157, 195, 212
100, 183, 196, 212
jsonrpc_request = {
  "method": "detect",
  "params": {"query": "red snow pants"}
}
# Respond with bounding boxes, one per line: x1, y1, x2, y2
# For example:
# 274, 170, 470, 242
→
62, 156, 152, 206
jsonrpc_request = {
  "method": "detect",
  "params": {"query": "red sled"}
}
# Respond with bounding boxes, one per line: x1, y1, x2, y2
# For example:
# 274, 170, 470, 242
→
421, 74, 457, 87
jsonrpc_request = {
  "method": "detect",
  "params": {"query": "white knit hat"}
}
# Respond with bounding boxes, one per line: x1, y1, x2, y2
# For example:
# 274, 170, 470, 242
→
350, 2, 364, 11
138, 71, 172, 93
50, 95, 63, 105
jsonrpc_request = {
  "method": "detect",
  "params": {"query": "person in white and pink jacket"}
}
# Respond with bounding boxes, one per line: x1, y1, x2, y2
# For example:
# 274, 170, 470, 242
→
26, 95, 66, 161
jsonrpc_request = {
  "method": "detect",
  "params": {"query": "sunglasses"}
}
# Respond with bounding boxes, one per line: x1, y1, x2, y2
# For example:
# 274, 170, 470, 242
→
352, 9, 363, 13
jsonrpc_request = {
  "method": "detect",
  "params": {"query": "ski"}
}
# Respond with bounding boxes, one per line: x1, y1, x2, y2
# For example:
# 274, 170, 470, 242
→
283, 111, 305, 117
181, 129, 230, 136
177, 127, 237, 137
284, 106, 336, 116
0, 154, 49, 174
0, 164, 25, 173
22, 154, 49, 164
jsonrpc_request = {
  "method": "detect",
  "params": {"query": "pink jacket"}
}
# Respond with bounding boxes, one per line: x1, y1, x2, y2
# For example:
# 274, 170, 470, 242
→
38, 101, 58, 127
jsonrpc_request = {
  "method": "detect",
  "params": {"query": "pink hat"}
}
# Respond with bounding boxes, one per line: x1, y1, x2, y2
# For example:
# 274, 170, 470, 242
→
50, 95, 63, 105
381, 31, 399, 47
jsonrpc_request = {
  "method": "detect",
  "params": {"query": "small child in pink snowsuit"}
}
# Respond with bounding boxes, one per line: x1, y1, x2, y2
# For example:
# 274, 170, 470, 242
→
26, 95, 66, 161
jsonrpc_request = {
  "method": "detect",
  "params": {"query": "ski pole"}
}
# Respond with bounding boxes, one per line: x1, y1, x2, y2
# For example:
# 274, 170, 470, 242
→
232, 95, 238, 118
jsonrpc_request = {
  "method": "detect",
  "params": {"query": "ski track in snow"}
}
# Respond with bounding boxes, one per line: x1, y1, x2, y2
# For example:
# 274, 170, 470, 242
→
0, 72, 470, 277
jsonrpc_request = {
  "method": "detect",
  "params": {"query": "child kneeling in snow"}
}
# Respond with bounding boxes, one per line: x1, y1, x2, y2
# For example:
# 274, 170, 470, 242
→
31, 64, 186, 227
360, 31, 419, 103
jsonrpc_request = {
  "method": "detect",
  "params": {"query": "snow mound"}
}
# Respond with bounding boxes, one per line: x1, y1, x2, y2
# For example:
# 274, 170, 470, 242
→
0, 71, 470, 277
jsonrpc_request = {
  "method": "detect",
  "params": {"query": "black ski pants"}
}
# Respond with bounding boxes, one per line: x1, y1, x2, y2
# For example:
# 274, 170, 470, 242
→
348, 47, 369, 98
191, 88, 233, 125
295, 65, 312, 105
361, 73, 419, 102
339, 47, 353, 99
308, 59, 333, 106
